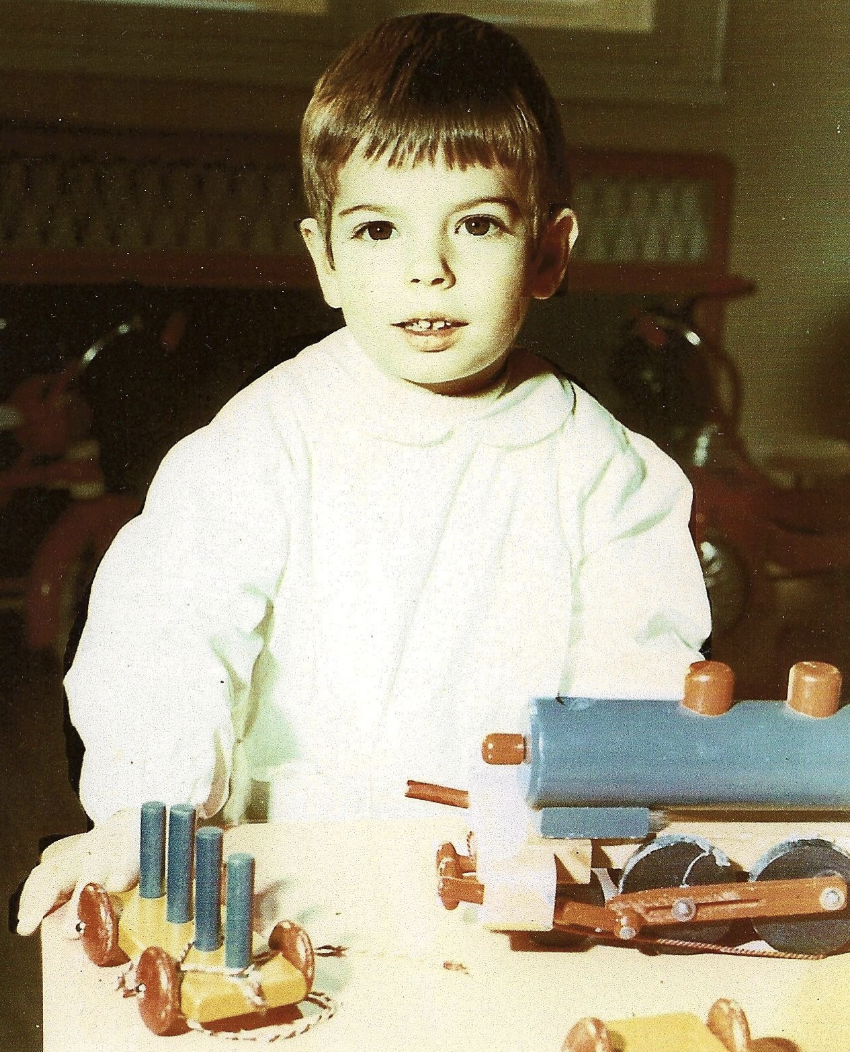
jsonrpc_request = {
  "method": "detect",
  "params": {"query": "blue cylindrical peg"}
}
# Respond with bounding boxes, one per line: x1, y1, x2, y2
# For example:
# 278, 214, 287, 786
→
194, 826, 223, 952
166, 804, 196, 924
224, 853, 254, 969
139, 801, 166, 900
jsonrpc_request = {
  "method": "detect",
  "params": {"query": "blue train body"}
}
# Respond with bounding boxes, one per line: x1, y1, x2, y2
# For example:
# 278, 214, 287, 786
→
524, 694, 850, 812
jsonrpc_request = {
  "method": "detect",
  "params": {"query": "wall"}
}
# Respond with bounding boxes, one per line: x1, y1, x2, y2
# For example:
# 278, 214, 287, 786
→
1, 0, 847, 447
559, 0, 849, 447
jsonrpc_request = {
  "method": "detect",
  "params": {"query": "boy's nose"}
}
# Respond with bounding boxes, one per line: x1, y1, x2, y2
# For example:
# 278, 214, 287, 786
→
406, 242, 455, 288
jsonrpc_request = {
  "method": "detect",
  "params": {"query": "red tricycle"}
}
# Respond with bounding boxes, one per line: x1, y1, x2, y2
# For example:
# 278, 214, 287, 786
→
0, 318, 142, 658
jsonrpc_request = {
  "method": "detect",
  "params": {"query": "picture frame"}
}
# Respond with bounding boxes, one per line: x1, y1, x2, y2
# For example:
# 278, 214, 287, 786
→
0, 0, 728, 106
390, 0, 729, 103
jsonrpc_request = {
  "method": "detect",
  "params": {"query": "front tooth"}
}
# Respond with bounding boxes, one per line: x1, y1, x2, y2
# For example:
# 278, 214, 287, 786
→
406, 319, 453, 331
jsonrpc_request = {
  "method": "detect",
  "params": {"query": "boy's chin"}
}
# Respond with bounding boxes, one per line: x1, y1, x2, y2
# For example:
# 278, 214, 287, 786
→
401, 358, 509, 396
354, 333, 511, 395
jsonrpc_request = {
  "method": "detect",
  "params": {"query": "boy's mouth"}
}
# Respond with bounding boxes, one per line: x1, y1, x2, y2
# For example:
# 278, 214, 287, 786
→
395, 318, 466, 333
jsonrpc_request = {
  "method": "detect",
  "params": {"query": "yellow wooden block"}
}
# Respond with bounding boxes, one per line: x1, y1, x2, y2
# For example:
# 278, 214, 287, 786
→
180, 949, 308, 1024
604, 1013, 729, 1052
116, 891, 194, 960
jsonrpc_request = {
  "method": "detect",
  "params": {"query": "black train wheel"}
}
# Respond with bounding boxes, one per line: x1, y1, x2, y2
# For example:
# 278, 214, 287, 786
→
618, 834, 738, 949
750, 838, 850, 955
136, 946, 184, 1036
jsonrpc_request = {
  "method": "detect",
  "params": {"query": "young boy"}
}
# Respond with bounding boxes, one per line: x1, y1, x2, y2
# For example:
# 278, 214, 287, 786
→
17, 12, 710, 936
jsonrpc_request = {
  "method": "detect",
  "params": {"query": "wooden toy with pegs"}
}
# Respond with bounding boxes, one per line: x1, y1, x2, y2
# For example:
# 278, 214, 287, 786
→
409, 660, 850, 958
76, 802, 316, 1036
563, 999, 787, 1052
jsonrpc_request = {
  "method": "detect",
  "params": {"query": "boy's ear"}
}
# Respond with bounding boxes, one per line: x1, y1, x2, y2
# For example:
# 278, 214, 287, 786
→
300, 218, 343, 309
529, 208, 579, 301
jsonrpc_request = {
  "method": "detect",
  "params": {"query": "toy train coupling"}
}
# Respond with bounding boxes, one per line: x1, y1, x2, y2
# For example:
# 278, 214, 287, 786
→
76, 802, 316, 1036
409, 659, 850, 956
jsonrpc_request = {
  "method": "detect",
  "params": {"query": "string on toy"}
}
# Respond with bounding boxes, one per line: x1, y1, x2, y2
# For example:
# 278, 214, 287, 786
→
184, 992, 337, 1043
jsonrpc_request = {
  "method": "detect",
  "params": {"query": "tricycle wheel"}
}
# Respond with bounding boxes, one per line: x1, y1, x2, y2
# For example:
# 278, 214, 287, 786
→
77, 883, 128, 967
136, 946, 183, 1035
268, 921, 315, 994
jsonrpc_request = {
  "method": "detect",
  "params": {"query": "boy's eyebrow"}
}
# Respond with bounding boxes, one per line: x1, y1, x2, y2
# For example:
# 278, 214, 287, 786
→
336, 196, 523, 219
336, 203, 394, 218
453, 196, 523, 216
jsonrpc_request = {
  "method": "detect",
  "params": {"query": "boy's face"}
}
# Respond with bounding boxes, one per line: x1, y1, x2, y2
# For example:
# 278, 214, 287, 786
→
301, 151, 577, 395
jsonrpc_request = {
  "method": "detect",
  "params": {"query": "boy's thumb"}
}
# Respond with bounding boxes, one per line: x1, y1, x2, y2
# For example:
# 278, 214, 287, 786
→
16, 833, 90, 936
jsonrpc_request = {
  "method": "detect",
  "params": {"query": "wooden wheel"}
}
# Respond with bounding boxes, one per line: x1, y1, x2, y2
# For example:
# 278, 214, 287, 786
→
77, 883, 128, 967
268, 921, 315, 994
136, 946, 183, 1036
562, 1017, 613, 1052
706, 999, 752, 1052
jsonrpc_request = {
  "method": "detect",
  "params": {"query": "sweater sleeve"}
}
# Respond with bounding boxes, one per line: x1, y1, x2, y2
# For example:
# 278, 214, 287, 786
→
65, 392, 292, 824
560, 390, 711, 701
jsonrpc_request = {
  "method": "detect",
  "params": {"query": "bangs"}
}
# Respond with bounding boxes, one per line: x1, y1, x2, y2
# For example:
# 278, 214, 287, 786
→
311, 91, 541, 187
360, 103, 539, 178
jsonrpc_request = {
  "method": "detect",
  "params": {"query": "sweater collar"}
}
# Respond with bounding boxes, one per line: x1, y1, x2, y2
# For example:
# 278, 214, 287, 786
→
302, 327, 574, 449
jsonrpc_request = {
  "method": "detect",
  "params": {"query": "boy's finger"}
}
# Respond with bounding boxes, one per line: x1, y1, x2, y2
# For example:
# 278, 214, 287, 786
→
104, 856, 140, 896
16, 855, 81, 936
17, 808, 143, 937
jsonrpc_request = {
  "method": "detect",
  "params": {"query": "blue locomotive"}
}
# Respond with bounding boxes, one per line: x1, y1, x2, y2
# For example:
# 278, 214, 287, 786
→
409, 660, 850, 956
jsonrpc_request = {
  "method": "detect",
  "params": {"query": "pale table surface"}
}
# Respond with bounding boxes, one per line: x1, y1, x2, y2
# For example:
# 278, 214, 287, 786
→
42, 818, 850, 1051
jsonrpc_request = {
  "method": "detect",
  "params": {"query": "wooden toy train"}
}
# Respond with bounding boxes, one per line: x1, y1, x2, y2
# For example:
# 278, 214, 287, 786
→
408, 660, 850, 957
76, 803, 315, 1035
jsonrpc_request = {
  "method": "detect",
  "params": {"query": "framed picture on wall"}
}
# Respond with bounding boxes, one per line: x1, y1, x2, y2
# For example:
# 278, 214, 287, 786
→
384, 0, 728, 103
395, 0, 655, 33
0, 0, 728, 106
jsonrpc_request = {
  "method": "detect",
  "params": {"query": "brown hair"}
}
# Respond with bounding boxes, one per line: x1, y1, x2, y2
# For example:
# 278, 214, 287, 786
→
301, 12, 568, 253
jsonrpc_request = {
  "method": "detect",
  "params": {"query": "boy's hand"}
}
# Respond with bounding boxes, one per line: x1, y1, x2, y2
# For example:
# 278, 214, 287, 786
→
16, 807, 140, 937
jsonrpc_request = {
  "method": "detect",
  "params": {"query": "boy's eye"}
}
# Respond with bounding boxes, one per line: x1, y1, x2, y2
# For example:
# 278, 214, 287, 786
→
459, 215, 500, 237
354, 221, 396, 241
